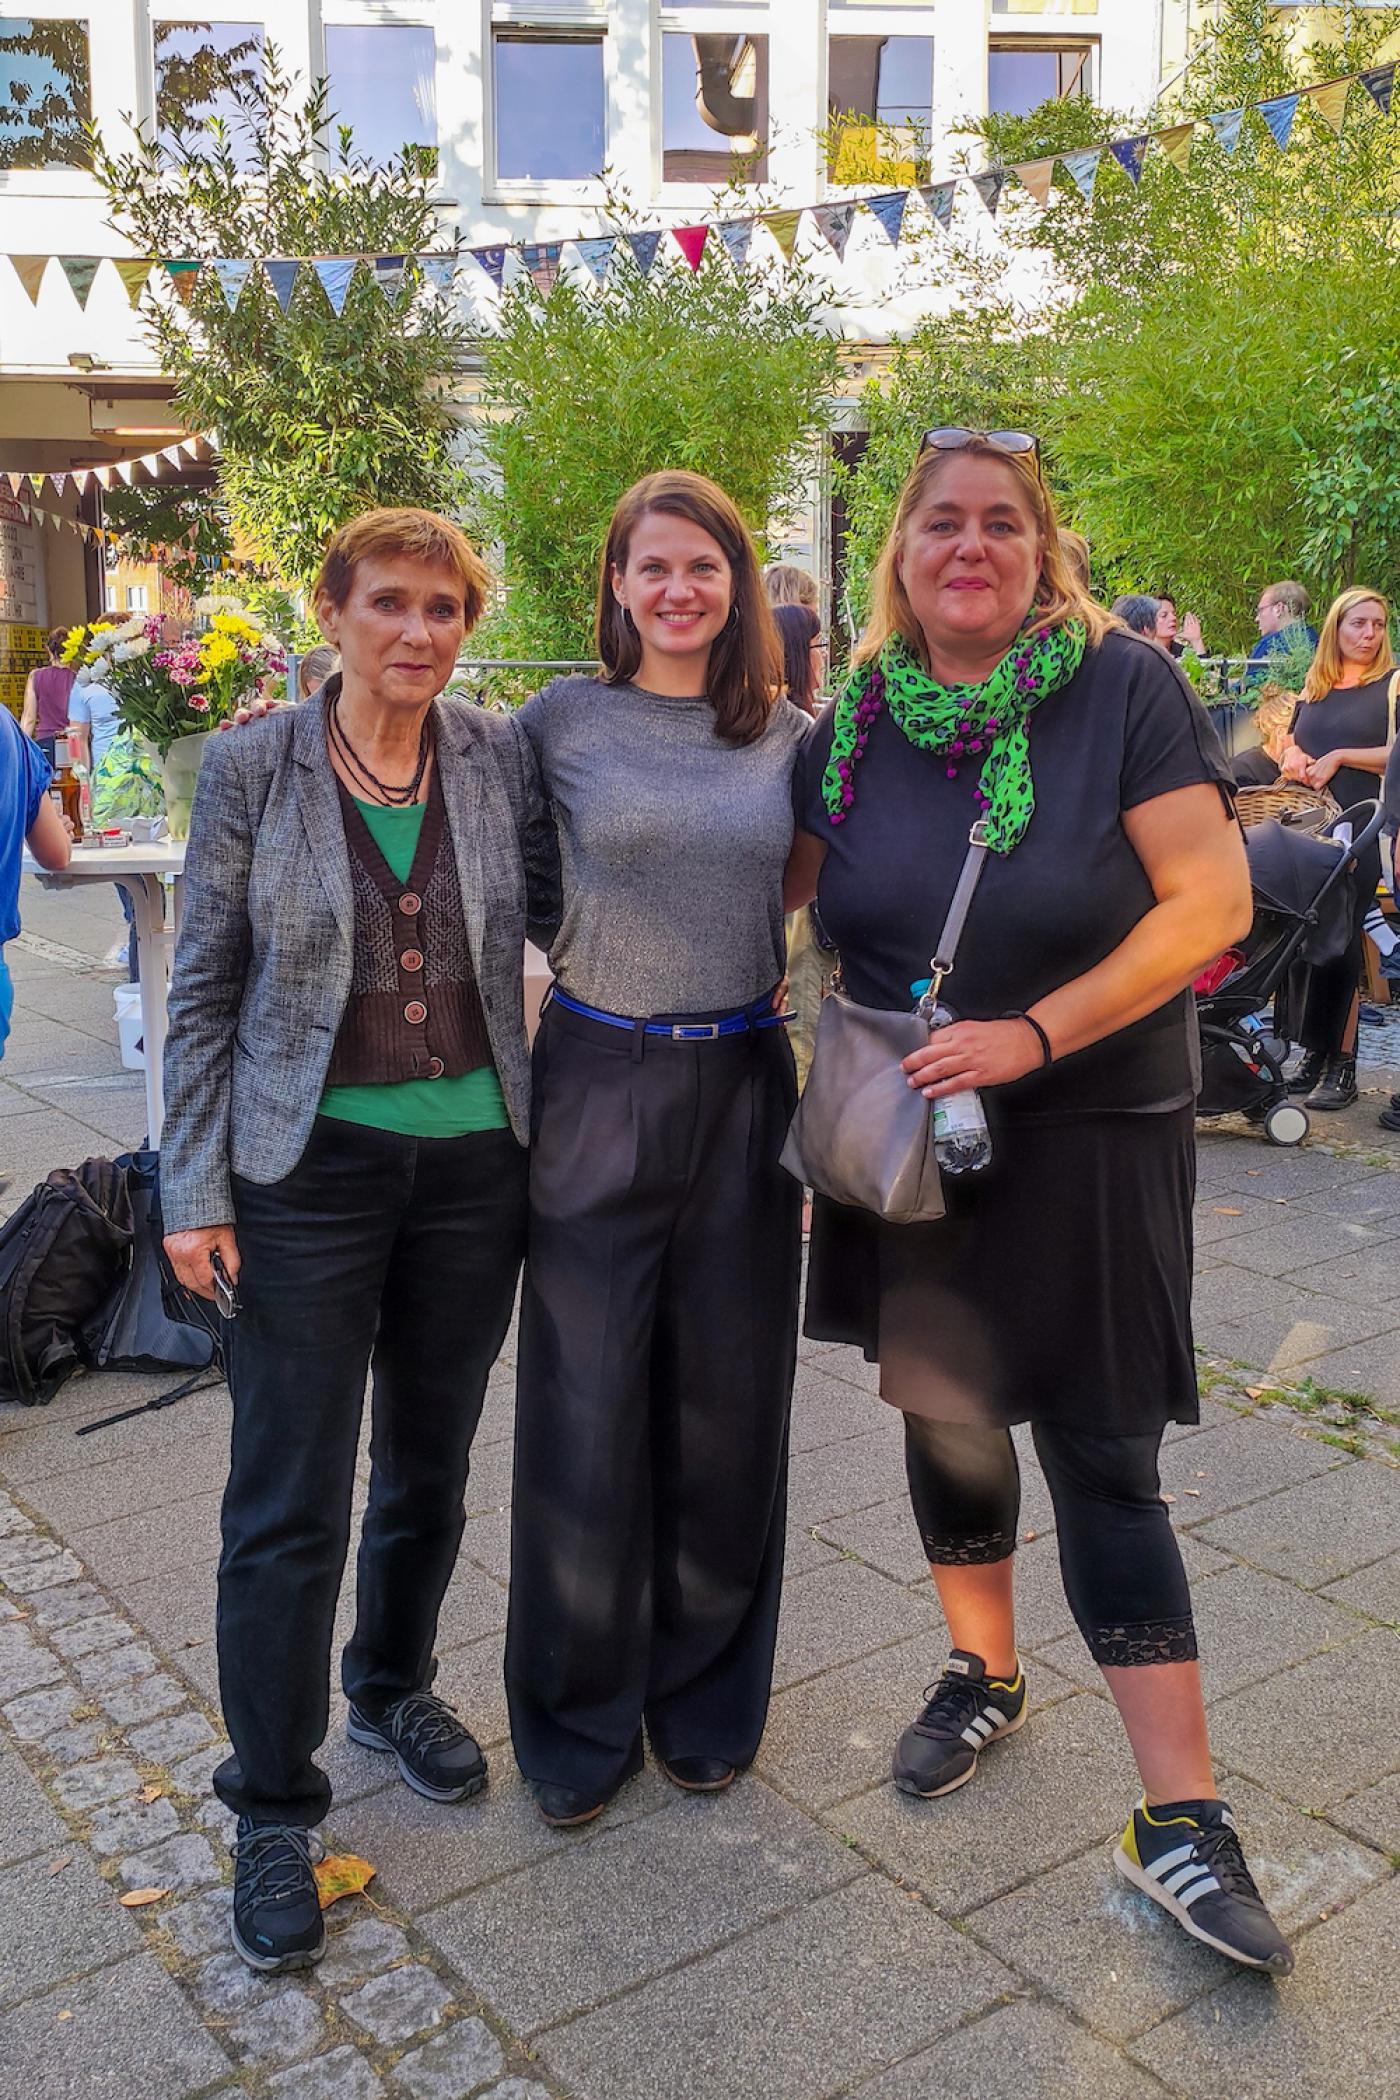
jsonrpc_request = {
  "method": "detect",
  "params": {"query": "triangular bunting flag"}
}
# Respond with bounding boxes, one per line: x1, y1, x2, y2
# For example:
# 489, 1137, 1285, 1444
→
31, 506, 46, 527
26, 473, 43, 495
1155, 123, 1194, 173
468, 246, 506, 293
672, 225, 709, 271
71, 469, 92, 493
522, 242, 563, 295
161, 444, 185, 469
4, 472, 23, 498
1060, 148, 1101, 201
314, 258, 356, 313
163, 259, 202, 305
373, 255, 407, 302
921, 182, 956, 232
811, 203, 855, 260
211, 258, 254, 311
1258, 92, 1299, 152
763, 209, 802, 262
1209, 107, 1246, 154
49, 473, 66, 498
970, 170, 1006, 217
573, 236, 615, 285
10, 256, 49, 304
94, 466, 114, 489
421, 257, 456, 296
1362, 63, 1395, 116
717, 220, 753, 272
866, 191, 910, 243
59, 256, 100, 309
1307, 78, 1350, 136
626, 230, 663, 276
1109, 136, 1149, 185
113, 259, 151, 307
264, 259, 299, 311
1015, 157, 1055, 207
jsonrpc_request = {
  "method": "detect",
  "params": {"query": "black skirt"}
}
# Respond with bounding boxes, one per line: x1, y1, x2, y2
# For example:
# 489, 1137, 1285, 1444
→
804, 1103, 1198, 1436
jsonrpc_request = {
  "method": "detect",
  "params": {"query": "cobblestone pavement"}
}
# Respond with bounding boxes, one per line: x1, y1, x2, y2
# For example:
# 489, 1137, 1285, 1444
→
2, 884, 1400, 2100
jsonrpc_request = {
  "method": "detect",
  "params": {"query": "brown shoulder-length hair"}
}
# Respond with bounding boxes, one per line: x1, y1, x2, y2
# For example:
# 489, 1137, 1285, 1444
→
596, 471, 783, 745
853, 438, 1114, 671
1300, 586, 1395, 701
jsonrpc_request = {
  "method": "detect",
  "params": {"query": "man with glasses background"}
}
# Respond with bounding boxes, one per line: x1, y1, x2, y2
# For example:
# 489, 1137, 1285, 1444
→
1245, 580, 1319, 685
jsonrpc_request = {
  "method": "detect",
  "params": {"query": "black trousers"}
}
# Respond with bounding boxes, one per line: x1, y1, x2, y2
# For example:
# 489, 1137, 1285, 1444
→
904, 1416, 1197, 1670
214, 1117, 528, 1826
1297, 844, 1379, 1057
505, 1000, 801, 1799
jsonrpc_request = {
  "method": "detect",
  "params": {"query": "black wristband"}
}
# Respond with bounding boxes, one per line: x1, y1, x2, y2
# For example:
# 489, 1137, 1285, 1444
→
1004, 1010, 1053, 1067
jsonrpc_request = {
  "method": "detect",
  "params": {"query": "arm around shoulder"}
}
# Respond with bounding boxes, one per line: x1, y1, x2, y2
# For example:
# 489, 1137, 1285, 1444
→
508, 710, 561, 951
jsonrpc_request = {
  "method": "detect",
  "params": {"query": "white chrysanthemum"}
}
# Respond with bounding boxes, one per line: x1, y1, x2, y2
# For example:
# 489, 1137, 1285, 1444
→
113, 616, 146, 643
113, 638, 151, 662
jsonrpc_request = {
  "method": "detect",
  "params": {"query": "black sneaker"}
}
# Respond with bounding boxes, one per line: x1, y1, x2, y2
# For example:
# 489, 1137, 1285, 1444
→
346, 1690, 486, 1803
892, 1650, 1027, 1798
1287, 1050, 1325, 1095
1305, 1054, 1358, 1112
230, 1819, 326, 1973
1115, 1797, 1294, 1975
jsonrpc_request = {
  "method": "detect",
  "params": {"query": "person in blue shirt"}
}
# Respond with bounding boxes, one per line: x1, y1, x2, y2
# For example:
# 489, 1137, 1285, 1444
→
1244, 581, 1319, 685
0, 709, 72, 1060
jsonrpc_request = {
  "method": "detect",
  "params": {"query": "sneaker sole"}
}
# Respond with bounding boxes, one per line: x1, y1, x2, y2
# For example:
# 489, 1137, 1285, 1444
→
1113, 1846, 1294, 1975
892, 1699, 1028, 1799
345, 1716, 487, 1803
230, 1915, 325, 1973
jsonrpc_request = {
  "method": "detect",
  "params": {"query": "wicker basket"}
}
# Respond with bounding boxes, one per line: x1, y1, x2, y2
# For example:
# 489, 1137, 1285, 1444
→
1234, 780, 1340, 834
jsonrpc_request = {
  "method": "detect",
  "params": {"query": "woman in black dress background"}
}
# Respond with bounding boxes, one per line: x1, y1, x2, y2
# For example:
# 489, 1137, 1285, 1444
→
1278, 587, 1396, 1111
785, 430, 1293, 1976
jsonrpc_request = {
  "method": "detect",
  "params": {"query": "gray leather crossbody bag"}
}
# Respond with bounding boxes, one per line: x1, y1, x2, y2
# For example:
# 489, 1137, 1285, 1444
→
779, 822, 991, 1225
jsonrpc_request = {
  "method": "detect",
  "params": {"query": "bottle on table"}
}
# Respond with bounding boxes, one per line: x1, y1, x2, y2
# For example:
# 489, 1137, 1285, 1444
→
48, 734, 83, 842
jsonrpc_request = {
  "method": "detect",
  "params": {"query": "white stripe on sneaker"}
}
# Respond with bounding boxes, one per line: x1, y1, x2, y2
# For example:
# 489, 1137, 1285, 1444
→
1146, 1842, 1198, 1882
1177, 1875, 1221, 1909
960, 1725, 984, 1748
1163, 1860, 1207, 1896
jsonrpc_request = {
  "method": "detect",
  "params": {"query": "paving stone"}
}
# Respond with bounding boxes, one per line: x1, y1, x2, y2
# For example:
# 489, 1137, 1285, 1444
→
967, 1773, 1384, 2042
118, 1829, 220, 1893
0, 1618, 66, 1697
103, 1671, 186, 1726
826, 1692, 1140, 1916
1190, 1265, 1400, 1373
43, 1718, 111, 1766
24, 1578, 108, 1630
771, 1558, 940, 1691
51, 1754, 143, 1812
268, 2043, 386, 2099
0, 1740, 69, 1865
1277, 1237, 1400, 1311
230, 1985, 329, 2065
391, 2019, 507, 2099
197, 1793, 237, 1844
2, 1677, 81, 1741
74, 1638, 159, 1692
162, 1882, 233, 1958
317, 1914, 414, 1989
788, 1361, 885, 1454
0, 1541, 85, 1592
89, 1791, 183, 1857
1288, 1332, 1400, 1411
424, 1779, 864, 2037
341, 1962, 456, 2044
538, 1873, 1011, 2100
479, 2083, 550, 2100
423, 1628, 511, 1750
192, 1944, 303, 2015
455, 1509, 511, 1586
1198, 1457, 1400, 1587
1129, 1872, 1400, 2099
1209, 1207, 1400, 1280
786, 1423, 905, 1530
128, 1707, 221, 1766
106, 1561, 217, 1663
1208, 1627, 1400, 1808
1192, 1192, 1297, 1246
48, 1611, 133, 1661
69, 1488, 224, 1589
785, 1525, 841, 1578
19, 1431, 230, 1535
168, 1739, 228, 1797
0, 1844, 140, 2009
433, 1558, 510, 1648
1288, 1170, 1400, 1224
1155, 1414, 1341, 1525
846, 2000, 1165, 2100
1198, 1145, 1386, 1202
0, 1949, 231, 2098
812, 1345, 882, 1397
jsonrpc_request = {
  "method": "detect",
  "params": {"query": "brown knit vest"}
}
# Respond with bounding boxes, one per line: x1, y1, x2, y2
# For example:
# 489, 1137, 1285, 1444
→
324, 768, 492, 1088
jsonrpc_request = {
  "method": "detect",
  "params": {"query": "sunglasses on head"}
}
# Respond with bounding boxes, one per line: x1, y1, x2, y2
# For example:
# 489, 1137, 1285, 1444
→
918, 427, 1042, 477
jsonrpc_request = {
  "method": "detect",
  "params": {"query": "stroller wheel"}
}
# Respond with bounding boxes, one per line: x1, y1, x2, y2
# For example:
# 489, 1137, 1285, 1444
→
1263, 1100, 1309, 1147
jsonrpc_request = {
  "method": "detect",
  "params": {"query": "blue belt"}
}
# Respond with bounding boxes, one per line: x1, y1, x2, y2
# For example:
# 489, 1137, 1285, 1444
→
547, 985, 791, 1041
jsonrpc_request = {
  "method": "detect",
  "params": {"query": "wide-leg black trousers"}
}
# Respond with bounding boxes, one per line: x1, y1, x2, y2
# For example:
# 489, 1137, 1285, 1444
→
505, 1000, 801, 1799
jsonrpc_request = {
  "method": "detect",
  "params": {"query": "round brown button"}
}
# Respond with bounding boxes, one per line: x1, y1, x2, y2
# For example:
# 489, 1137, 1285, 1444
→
398, 893, 422, 917
403, 1000, 427, 1026
400, 948, 424, 974
426, 1056, 445, 1079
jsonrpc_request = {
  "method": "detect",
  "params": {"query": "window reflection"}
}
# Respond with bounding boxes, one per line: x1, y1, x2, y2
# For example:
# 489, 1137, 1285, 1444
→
0, 17, 91, 171
494, 33, 605, 183
326, 24, 436, 169
987, 43, 1092, 116
828, 34, 931, 183
155, 20, 265, 169
663, 32, 768, 184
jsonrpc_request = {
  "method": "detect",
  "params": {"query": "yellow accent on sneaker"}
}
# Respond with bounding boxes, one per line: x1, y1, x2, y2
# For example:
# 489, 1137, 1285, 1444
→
1118, 1813, 1142, 1869
986, 1665, 1023, 1696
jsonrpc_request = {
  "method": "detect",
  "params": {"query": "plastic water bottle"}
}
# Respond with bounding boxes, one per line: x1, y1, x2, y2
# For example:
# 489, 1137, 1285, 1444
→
912, 981, 993, 1176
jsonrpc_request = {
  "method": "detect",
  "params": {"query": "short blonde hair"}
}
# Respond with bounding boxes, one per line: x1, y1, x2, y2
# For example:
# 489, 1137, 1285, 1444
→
765, 562, 820, 611
314, 507, 490, 631
853, 439, 1114, 670
1301, 587, 1395, 701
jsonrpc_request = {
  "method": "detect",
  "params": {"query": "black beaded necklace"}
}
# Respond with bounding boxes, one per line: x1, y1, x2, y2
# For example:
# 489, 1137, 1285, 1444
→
328, 692, 432, 807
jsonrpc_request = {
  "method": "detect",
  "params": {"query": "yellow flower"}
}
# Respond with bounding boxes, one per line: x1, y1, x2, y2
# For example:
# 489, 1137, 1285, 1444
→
60, 626, 87, 664
199, 632, 239, 671
212, 612, 259, 645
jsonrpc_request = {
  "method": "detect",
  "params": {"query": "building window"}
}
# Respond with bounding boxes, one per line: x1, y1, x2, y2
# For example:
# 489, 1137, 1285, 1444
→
0, 17, 91, 171
663, 32, 768, 184
125, 584, 150, 612
828, 34, 932, 184
155, 20, 265, 168
493, 31, 604, 184
988, 41, 1092, 116
325, 23, 436, 169
992, 2, 1097, 13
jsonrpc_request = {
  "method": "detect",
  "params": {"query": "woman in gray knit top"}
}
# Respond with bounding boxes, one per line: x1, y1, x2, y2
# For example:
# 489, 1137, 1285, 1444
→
505, 471, 811, 1826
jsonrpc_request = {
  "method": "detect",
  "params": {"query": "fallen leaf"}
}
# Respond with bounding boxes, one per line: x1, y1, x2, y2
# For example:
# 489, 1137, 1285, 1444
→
137, 1785, 163, 1804
57, 2009, 72, 2022
1184, 1488, 1202, 1498
1244, 1387, 1265, 1400
1212, 1207, 1243, 1216
1246, 1169, 1261, 1177
119, 1887, 169, 1908
1022, 1529, 1037, 1542
1160, 1491, 1177, 1505
314, 1853, 376, 1911
48, 1857, 71, 1877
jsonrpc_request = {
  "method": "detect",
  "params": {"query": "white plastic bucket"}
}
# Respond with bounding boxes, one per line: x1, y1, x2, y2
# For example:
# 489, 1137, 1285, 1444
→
113, 983, 144, 1070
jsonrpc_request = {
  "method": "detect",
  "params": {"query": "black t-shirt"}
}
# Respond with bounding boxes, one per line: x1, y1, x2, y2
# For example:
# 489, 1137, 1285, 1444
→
1288, 674, 1395, 817
793, 629, 1235, 1118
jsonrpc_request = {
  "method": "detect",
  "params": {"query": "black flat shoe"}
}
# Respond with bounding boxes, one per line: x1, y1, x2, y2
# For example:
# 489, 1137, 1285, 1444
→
1287, 1051, 1326, 1096
530, 1780, 607, 1827
1380, 1106, 1400, 1132
659, 1756, 737, 1793
1305, 1055, 1358, 1112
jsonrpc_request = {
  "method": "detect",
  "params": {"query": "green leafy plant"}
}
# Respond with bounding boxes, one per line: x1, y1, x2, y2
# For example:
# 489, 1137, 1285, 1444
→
99, 481, 235, 596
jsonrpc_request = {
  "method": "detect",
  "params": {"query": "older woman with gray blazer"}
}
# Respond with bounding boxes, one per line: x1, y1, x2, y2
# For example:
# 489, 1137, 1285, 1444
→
161, 508, 557, 1976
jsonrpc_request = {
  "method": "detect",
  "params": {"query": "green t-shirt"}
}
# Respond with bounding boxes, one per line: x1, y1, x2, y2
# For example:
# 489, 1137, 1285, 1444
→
318, 797, 509, 1138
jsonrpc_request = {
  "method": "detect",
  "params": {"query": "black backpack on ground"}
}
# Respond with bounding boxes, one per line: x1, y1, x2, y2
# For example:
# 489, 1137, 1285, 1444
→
0, 1158, 135, 1406
85, 1151, 216, 1378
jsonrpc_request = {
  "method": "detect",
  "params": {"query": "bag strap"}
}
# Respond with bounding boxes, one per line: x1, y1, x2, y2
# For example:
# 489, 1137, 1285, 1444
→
925, 821, 992, 1003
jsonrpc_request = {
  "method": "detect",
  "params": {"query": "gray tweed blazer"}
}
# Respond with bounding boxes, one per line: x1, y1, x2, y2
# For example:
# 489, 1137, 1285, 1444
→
160, 692, 559, 1234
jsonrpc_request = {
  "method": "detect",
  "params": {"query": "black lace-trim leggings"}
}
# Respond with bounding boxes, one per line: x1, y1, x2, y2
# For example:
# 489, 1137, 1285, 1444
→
904, 1416, 1197, 1670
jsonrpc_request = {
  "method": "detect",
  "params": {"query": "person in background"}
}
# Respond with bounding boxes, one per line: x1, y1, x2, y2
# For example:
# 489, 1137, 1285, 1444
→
67, 664, 140, 982
772, 602, 832, 1096
0, 709, 71, 1070
773, 603, 825, 718
297, 645, 339, 701
20, 629, 75, 768
764, 562, 820, 612
1060, 529, 1092, 593
1245, 582, 1318, 686
1111, 594, 1161, 639
1153, 595, 1206, 660
1277, 587, 1396, 1111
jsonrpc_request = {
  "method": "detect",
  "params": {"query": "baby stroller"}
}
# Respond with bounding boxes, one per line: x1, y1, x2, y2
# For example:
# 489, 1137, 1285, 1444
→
1195, 796, 1388, 1146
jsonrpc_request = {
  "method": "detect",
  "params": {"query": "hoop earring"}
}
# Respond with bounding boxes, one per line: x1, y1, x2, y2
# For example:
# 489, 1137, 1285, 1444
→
722, 604, 739, 634
622, 605, 637, 634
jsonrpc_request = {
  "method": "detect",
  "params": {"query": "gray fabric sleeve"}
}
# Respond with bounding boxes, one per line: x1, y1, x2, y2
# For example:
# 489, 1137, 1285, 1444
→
508, 709, 562, 952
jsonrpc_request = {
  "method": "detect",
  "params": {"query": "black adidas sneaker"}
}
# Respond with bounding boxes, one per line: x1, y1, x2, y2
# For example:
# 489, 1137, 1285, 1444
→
892, 1650, 1027, 1799
1115, 1797, 1294, 1975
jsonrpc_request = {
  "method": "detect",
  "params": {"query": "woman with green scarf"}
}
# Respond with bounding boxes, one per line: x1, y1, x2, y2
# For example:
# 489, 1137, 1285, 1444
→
786, 433, 1292, 1978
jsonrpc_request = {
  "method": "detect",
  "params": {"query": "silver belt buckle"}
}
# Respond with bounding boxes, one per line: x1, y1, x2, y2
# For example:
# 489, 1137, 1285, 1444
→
672, 1022, 721, 1040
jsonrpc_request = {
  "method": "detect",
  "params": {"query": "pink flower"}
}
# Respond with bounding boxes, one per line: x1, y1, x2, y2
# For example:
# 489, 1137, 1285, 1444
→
188, 694, 210, 713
